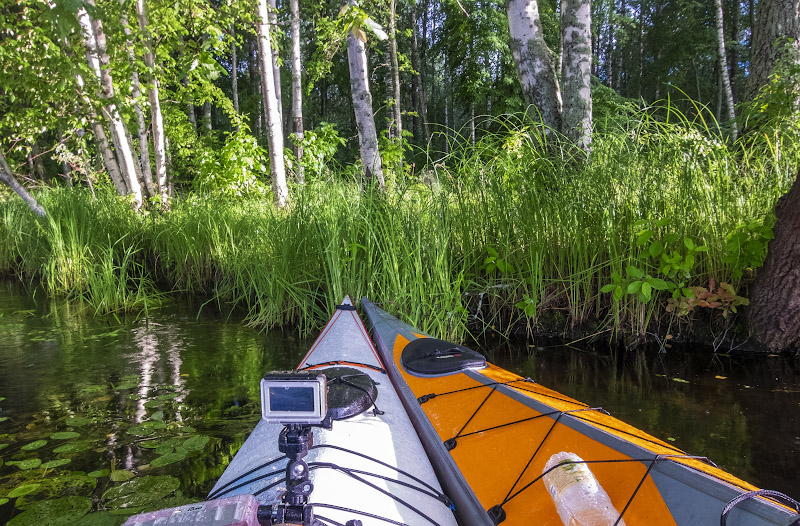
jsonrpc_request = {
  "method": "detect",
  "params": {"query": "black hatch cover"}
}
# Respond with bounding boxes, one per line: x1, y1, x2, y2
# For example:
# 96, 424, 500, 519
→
401, 338, 487, 376
324, 367, 379, 420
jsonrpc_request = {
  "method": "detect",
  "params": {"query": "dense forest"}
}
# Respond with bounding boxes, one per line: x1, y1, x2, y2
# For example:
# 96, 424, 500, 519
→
1, 0, 799, 350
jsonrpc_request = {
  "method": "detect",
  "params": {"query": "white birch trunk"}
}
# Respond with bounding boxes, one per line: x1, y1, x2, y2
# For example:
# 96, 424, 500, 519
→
78, 4, 143, 207
289, 0, 304, 183
136, 0, 169, 205
346, 23, 385, 188
506, 0, 562, 132
0, 150, 46, 217
119, 0, 154, 197
713, 0, 737, 140
256, 0, 289, 207
561, 0, 593, 151
411, 4, 430, 143
267, 0, 283, 125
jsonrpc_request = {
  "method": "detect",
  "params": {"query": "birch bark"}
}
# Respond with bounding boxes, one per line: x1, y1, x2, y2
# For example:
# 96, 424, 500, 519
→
289, 0, 304, 183
0, 150, 46, 217
267, 0, 283, 124
231, 23, 240, 119
561, 0, 592, 150
136, 0, 169, 204
256, 0, 289, 207
388, 0, 403, 147
506, 0, 562, 131
78, 4, 143, 207
346, 9, 385, 188
714, 0, 737, 140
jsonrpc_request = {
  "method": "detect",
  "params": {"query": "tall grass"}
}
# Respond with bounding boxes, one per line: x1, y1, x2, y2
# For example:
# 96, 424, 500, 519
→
0, 103, 797, 344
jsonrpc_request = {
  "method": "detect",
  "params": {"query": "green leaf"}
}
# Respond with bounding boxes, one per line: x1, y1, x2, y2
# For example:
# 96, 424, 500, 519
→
7, 496, 91, 526
649, 278, 670, 290
53, 442, 92, 454
641, 282, 652, 301
0, 498, 8, 506
636, 230, 653, 246
21, 440, 48, 451
683, 237, 695, 250
66, 417, 92, 427
682, 288, 695, 297
103, 476, 180, 509
88, 469, 111, 478
648, 240, 664, 258
8, 483, 41, 498
8, 458, 42, 470
626, 265, 644, 279
150, 452, 185, 468
612, 285, 624, 302
109, 470, 135, 482
182, 435, 210, 452
41, 458, 72, 469
51, 431, 81, 440
600, 284, 615, 293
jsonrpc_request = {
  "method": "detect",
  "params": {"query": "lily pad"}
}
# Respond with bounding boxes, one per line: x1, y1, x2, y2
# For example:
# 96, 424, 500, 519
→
21, 440, 48, 451
8, 483, 41, 498
109, 469, 135, 482
53, 442, 92, 454
103, 475, 180, 509
7, 458, 42, 470
7, 496, 92, 526
126, 425, 153, 437
113, 381, 139, 391
66, 417, 92, 427
156, 393, 179, 401
150, 452, 185, 468
88, 469, 111, 478
51, 431, 81, 440
182, 435, 210, 452
41, 458, 72, 469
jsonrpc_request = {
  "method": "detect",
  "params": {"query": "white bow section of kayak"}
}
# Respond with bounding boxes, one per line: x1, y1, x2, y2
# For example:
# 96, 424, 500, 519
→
209, 297, 459, 526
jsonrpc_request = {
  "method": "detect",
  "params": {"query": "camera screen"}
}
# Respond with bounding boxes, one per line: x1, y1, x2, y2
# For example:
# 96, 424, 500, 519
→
269, 386, 316, 412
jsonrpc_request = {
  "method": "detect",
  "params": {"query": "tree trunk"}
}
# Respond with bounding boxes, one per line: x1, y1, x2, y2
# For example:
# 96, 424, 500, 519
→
78, 3, 143, 207
0, 150, 46, 216
506, 0, 562, 131
714, 0, 738, 140
267, 0, 283, 124
28, 143, 46, 180
388, 0, 403, 148
748, 0, 800, 98
119, 0, 154, 198
256, 0, 289, 207
136, 0, 169, 205
750, 171, 800, 350
411, 3, 430, 144
561, 0, 593, 151
346, 16, 384, 188
289, 0, 304, 183
250, 38, 264, 139
231, 23, 240, 119
203, 102, 212, 131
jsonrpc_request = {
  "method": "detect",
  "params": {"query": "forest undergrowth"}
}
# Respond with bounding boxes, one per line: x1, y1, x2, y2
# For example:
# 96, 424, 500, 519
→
2, 105, 798, 349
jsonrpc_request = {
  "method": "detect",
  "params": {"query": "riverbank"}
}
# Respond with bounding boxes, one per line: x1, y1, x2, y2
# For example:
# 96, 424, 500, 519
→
1, 113, 798, 349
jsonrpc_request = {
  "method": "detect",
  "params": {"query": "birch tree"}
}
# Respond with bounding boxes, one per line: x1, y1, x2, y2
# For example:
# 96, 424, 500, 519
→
713, 0, 737, 140
136, 0, 169, 205
345, 0, 386, 188
387, 0, 402, 146
256, 0, 289, 207
506, 0, 562, 132
78, 2, 143, 207
0, 149, 46, 216
560, 0, 592, 150
290, 0, 304, 183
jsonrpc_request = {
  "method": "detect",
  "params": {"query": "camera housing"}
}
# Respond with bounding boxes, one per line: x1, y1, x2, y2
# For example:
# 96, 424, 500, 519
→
260, 372, 328, 425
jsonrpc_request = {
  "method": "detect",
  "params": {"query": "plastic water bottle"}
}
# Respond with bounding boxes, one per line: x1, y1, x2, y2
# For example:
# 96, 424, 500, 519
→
542, 452, 627, 526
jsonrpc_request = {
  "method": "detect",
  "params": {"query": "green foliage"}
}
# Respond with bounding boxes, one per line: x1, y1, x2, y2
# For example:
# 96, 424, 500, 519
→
722, 221, 774, 280
194, 129, 269, 196
294, 123, 346, 180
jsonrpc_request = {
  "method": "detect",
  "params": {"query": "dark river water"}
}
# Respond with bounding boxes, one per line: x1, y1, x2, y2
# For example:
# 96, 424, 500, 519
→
1, 280, 798, 524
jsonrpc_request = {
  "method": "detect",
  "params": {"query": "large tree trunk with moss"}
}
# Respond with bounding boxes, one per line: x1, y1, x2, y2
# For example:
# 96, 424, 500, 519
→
560, 0, 592, 150
256, 0, 289, 207
0, 150, 46, 217
748, 0, 800, 98
750, 171, 800, 350
346, 13, 385, 188
506, 0, 562, 131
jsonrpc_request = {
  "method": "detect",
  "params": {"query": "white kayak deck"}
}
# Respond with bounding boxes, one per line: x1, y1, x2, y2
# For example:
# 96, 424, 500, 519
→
209, 297, 458, 526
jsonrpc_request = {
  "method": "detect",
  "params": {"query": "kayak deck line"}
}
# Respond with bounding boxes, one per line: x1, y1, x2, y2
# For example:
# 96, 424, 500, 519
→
361, 297, 800, 526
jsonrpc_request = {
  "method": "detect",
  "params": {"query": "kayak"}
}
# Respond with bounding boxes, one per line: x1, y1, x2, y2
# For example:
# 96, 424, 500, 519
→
126, 296, 459, 526
361, 298, 800, 526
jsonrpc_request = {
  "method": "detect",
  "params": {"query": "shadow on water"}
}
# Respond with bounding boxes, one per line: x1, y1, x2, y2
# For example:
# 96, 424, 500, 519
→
485, 341, 800, 498
0, 280, 798, 524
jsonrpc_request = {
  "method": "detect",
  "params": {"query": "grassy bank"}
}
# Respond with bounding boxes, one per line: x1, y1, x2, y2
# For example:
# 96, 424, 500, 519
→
1, 107, 797, 346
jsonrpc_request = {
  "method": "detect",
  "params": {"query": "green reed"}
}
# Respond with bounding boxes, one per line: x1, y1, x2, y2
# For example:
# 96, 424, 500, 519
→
0, 103, 796, 344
